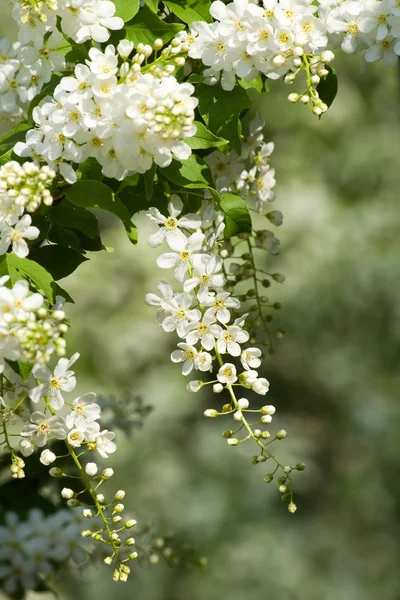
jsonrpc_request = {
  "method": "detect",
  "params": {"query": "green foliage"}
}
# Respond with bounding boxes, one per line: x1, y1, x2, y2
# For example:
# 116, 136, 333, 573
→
65, 180, 138, 245
164, 0, 212, 23
161, 155, 214, 189
0, 122, 30, 165
185, 122, 228, 150
196, 83, 251, 153
29, 245, 88, 281
113, 0, 140, 21
144, 0, 158, 12
317, 66, 338, 109
220, 193, 252, 238
125, 5, 185, 45
5, 360, 33, 381
50, 201, 100, 239
0, 254, 56, 303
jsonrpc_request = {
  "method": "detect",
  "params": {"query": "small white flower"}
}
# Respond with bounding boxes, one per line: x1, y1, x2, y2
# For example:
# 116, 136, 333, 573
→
171, 342, 198, 375
67, 428, 85, 448
147, 195, 201, 248
217, 363, 237, 384
160, 293, 201, 338
30, 353, 79, 410
194, 351, 213, 372
216, 325, 249, 357
21, 412, 66, 447
184, 254, 226, 302
66, 393, 101, 431
202, 292, 240, 324
241, 347, 262, 370
92, 429, 117, 459
0, 214, 39, 258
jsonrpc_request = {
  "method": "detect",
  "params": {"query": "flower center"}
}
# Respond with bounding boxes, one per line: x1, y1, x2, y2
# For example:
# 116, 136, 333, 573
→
38, 423, 50, 434
200, 274, 210, 285
165, 217, 178, 229
176, 309, 186, 320
347, 23, 358, 35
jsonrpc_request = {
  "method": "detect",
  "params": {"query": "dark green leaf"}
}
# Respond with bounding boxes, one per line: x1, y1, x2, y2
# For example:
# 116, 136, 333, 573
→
78, 157, 104, 181
29, 245, 88, 281
65, 180, 138, 244
164, 0, 212, 23
113, 0, 140, 21
144, 0, 159, 11
50, 201, 100, 238
316, 66, 338, 109
196, 83, 251, 154
0, 122, 30, 158
144, 163, 156, 201
220, 193, 252, 238
118, 177, 168, 215
125, 5, 184, 45
185, 122, 228, 150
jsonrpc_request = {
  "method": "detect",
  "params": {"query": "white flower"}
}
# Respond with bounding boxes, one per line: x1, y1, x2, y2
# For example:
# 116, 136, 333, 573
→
92, 429, 117, 458
156, 230, 205, 282
202, 292, 241, 324
160, 293, 201, 338
147, 195, 201, 248
171, 342, 198, 375
0, 214, 39, 258
67, 428, 85, 447
30, 353, 79, 410
217, 363, 237, 384
0, 279, 42, 319
21, 411, 66, 447
66, 393, 101, 431
194, 351, 213, 372
185, 310, 220, 350
184, 254, 226, 302
241, 347, 262, 370
216, 325, 249, 356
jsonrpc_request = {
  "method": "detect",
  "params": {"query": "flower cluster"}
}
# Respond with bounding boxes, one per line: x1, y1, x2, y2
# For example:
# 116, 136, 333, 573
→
15, 40, 198, 183
188, 0, 400, 114
145, 194, 301, 511
1, 344, 138, 581
0, 160, 55, 259
12, 0, 124, 46
0, 277, 68, 373
0, 508, 90, 596
206, 116, 276, 211
0, 32, 65, 122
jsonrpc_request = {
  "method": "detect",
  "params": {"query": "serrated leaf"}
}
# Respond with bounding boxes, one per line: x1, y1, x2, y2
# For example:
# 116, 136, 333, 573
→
220, 193, 252, 238
197, 83, 251, 154
65, 180, 138, 244
29, 245, 88, 280
125, 5, 184, 45
50, 201, 100, 239
164, 0, 212, 23
316, 66, 338, 109
113, 0, 140, 21
185, 122, 228, 150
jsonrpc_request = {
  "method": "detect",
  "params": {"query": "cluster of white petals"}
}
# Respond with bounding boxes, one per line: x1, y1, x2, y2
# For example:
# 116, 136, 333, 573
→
15, 43, 198, 183
0, 277, 68, 372
0, 508, 90, 596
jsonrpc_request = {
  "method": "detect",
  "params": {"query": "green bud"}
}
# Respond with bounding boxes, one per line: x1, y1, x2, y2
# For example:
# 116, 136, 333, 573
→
276, 430, 287, 440
247, 288, 256, 297
262, 279, 271, 288
273, 302, 282, 310
251, 456, 258, 465
278, 476, 287, 484
296, 462, 306, 471
222, 430, 233, 438
264, 474, 274, 483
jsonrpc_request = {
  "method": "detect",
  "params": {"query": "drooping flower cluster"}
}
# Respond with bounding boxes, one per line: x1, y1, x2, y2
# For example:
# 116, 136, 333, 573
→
0, 160, 55, 259
0, 508, 90, 596
206, 115, 276, 211
0, 277, 68, 372
188, 0, 400, 114
145, 194, 300, 511
15, 40, 198, 182
1, 346, 138, 582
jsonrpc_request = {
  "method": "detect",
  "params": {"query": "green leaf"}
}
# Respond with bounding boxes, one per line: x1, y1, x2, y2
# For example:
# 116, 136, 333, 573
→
164, 0, 212, 23
118, 177, 168, 215
161, 155, 214, 189
125, 5, 184, 45
220, 193, 252, 238
113, 0, 140, 21
185, 122, 228, 150
316, 66, 338, 109
239, 75, 264, 94
144, 163, 156, 201
6, 360, 33, 382
1, 254, 56, 303
144, 0, 159, 11
0, 122, 30, 159
78, 157, 104, 181
197, 83, 251, 154
29, 245, 88, 281
65, 180, 138, 244
50, 201, 100, 239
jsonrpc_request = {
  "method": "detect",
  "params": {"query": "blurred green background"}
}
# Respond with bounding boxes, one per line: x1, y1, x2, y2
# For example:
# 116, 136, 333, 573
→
3, 4, 400, 599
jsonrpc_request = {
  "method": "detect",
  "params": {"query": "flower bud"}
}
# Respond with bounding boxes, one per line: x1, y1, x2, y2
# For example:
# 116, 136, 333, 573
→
300, 94, 310, 104
85, 462, 98, 476
40, 449, 56, 465
288, 93, 299, 103
61, 487, 74, 499
113, 503, 124, 513
115, 490, 126, 501
296, 462, 306, 471
81, 530, 92, 537
288, 502, 297, 513
154, 38, 163, 50
237, 398, 249, 409
125, 519, 137, 529
129, 552, 138, 560
67, 498, 80, 507
213, 383, 224, 393
126, 537, 136, 545
49, 467, 63, 478
276, 430, 287, 440
187, 380, 203, 392
204, 409, 218, 418
102, 468, 114, 479
264, 474, 274, 483
233, 410, 243, 422
261, 414, 272, 424
96, 493, 105, 504
227, 437, 239, 446
83, 509, 93, 518
310, 75, 320, 85
321, 50, 334, 63
104, 556, 113, 565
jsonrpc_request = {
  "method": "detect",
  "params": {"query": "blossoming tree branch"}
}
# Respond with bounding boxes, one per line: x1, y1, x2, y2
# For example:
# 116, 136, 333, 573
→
0, 0, 395, 595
